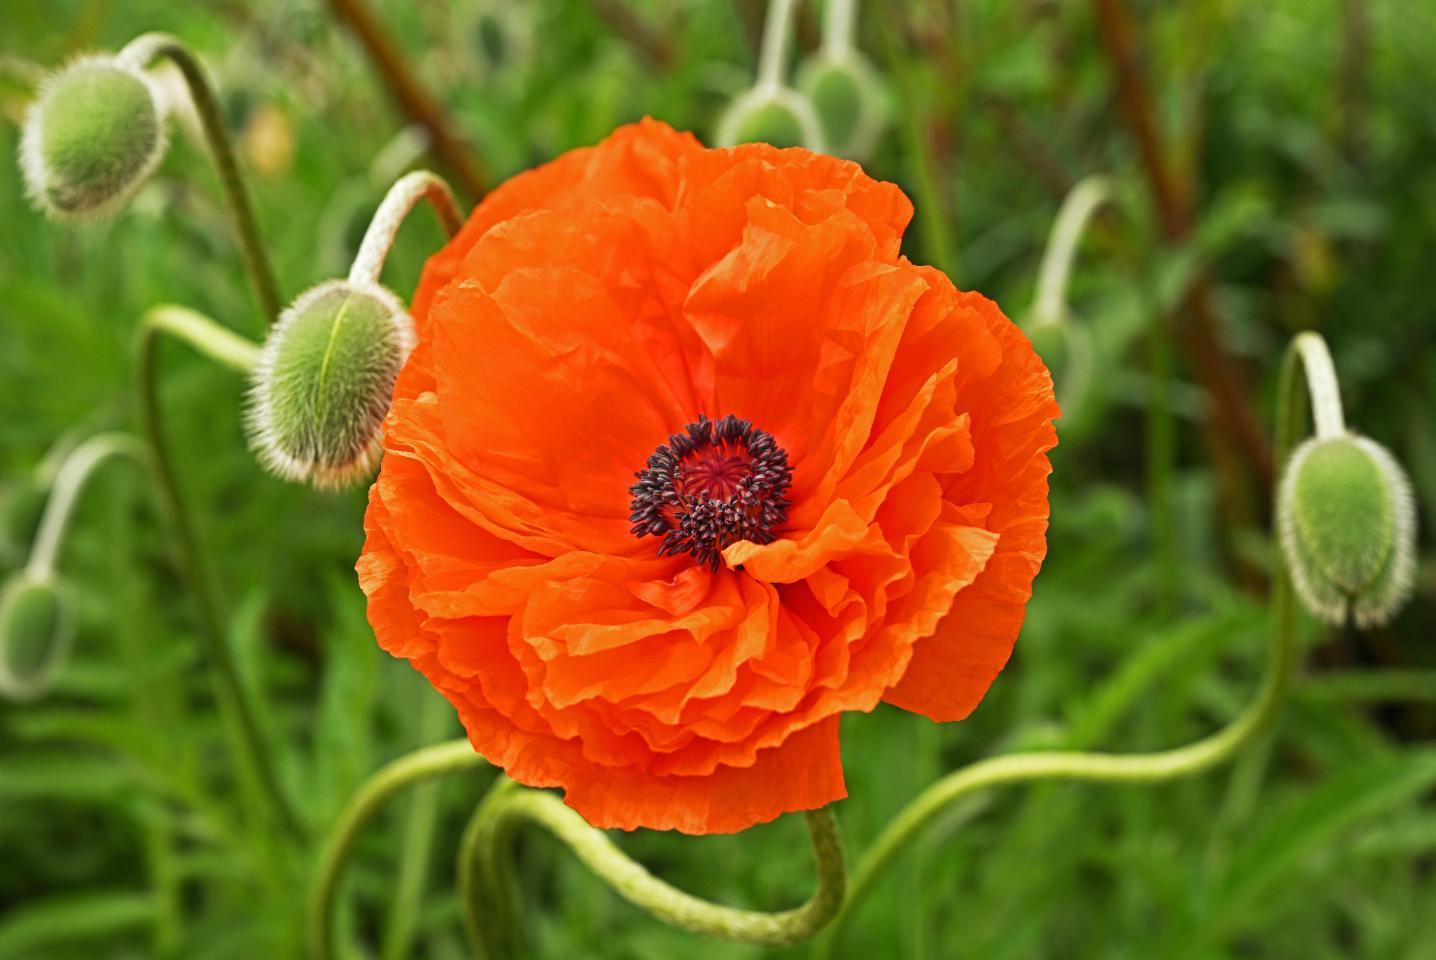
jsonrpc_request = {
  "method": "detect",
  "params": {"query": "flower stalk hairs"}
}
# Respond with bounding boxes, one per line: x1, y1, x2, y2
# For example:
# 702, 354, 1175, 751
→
6, 10, 1421, 960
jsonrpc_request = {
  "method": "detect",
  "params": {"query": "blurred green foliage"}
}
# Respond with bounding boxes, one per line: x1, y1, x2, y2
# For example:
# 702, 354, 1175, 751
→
1, 1, 1434, 958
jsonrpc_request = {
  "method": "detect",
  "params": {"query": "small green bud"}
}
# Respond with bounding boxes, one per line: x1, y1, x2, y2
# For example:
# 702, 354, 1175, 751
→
0, 573, 74, 702
19, 55, 168, 221
1277, 433, 1418, 628
715, 88, 827, 152
796, 52, 888, 160
247, 280, 415, 489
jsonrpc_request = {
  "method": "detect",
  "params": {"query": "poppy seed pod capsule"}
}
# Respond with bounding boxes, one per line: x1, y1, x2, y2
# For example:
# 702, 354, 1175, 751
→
715, 87, 828, 152
19, 55, 167, 221
246, 280, 415, 489
796, 52, 888, 160
0, 573, 74, 702
1277, 433, 1417, 628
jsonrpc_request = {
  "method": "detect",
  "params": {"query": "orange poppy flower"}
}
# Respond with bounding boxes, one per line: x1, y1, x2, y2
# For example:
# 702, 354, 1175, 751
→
358, 120, 1058, 834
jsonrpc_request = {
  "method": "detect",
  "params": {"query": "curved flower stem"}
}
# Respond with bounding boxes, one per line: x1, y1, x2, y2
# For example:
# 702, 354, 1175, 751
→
816, 336, 1318, 957
1289, 331, 1345, 440
135, 305, 298, 839
24, 432, 147, 583
118, 33, 282, 328
1030, 175, 1113, 331
348, 170, 463, 287
459, 783, 846, 958
822, 0, 857, 59
380, 694, 456, 960
756, 0, 800, 93
308, 739, 487, 960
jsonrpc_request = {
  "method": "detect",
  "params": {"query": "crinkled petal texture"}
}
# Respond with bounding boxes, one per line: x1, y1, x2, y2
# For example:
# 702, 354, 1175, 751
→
359, 120, 1058, 834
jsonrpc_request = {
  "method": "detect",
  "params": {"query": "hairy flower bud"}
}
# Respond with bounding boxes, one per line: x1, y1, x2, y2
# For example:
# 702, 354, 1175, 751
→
0, 573, 73, 702
1277, 433, 1417, 628
247, 280, 415, 489
796, 52, 888, 160
715, 87, 827, 152
19, 55, 168, 221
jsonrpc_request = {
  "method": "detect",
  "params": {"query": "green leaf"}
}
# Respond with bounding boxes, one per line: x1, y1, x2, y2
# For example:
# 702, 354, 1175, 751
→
1207, 749, 1436, 934
0, 889, 154, 958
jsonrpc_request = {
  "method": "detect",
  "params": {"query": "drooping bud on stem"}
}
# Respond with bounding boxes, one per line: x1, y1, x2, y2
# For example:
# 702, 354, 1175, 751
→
1275, 333, 1418, 628
247, 171, 461, 489
795, 0, 888, 160
715, 0, 827, 151
0, 432, 141, 701
19, 55, 168, 220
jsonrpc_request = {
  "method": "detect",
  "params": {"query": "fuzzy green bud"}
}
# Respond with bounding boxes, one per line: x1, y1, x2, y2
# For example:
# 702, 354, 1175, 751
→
796, 52, 888, 160
1277, 433, 1417, 628
19, 55, 167, 221
715, 88, 827, 152
247, 280, 415, 489
0, 573, 74, 702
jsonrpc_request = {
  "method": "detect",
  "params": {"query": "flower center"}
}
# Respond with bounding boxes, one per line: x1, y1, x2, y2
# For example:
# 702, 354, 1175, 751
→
629, 414, 792, 570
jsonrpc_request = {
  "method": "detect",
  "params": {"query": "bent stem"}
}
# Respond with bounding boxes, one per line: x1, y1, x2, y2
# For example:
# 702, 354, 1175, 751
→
25, 432, 148, 583
135, 305, 298, 838
459, 783, 846, 958
1030, 175, 1113, 331
1289, 331, 1345, 440
119, 33, 282, 328
308, 739, 487, 960
348, 170, 463, 287
816, 335, 1319, 957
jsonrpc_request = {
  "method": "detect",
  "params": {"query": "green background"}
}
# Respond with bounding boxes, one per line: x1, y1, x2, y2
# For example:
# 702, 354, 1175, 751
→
1, 1, 1433, 957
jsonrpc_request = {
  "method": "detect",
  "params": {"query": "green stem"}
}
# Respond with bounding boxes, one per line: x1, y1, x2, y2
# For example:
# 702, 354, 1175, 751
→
815, 336, 1318, 957
380, 694, 455, 960
755, 0, 799, 92
119, 33, 282, 329
459, 784, 846, 957
1030, 175, 1113, 330
135, 305, 298, 839
24, 432, 146, 583
308, 739, 487, 960
349, 169, 463, 286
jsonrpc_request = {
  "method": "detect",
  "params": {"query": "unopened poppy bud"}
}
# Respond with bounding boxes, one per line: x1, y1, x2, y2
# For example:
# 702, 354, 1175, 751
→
1277, 433, 1417, 628
715, 88, 827, 152
247, 280, 415, 489
796, 52, 888, 160
19, 55, 167, 221
0, 573, 73, 702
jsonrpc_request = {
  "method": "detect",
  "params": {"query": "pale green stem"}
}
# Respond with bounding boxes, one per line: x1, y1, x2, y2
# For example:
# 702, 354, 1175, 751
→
822, 0, 857, 58
25, 432, 147, 582
1291, 330, 1345, 439
459, 783, 846, 957
308, 739, 487, 960
118, 33, 282, 328
757, 0, 801, 92
348, 170, 463, 287
135, 305, 299, 839
815, 335, 1316, 957
380, 694, 456, 960
1030, 175, 1113, 330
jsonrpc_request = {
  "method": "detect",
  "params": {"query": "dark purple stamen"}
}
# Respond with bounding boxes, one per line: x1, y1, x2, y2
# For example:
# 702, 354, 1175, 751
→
629, 414, 792, 570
